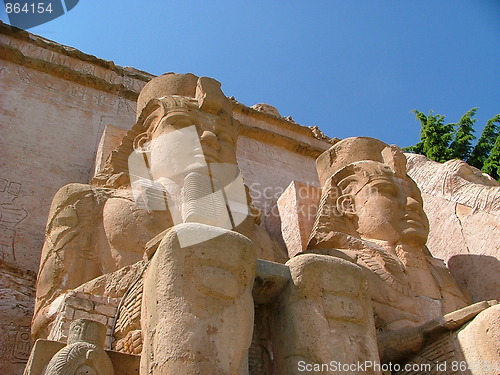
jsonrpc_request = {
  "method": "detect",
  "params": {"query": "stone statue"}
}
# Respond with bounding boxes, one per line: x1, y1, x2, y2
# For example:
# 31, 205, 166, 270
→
43, 319, 113, 375
29, 74, 498, 375
271, 254, 381, 375
303, 137, 500, 369
308, 137, 470, 333
32, 73, 286, 374
129, 74, 258, 374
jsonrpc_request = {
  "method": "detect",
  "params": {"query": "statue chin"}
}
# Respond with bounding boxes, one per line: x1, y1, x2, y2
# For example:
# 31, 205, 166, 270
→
400, 227, 428, 246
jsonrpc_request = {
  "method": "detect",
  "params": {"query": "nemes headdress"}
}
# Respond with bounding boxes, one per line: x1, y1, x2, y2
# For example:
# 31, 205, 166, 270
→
316, 136, 407, 189
136, 72, 233, 121
308, 137, 410, 250
93, 73, 236, 187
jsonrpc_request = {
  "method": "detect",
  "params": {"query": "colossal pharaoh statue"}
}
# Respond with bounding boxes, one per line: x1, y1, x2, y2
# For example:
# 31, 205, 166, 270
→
306, 137, 499, 369
308, 137, 470, 332
32, 73, 288, 374
27, 73, 499, 375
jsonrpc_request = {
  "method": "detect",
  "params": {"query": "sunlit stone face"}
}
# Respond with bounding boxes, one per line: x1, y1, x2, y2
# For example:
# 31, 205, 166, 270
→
348, 164, 429, 246
399, 177, 429, 245
148, 109, 238, 185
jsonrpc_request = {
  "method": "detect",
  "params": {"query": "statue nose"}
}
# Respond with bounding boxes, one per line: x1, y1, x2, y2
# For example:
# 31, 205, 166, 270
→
200, 130, 220, 150
405, 196, 421, 212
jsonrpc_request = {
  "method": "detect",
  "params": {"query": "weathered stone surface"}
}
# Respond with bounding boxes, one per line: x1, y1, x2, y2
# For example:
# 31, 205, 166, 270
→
276, 181, 321, 258
406, 154, 500, 302
23, 340, 64, 375
272, 254, 381, 375
141, 224, 256, 375
379, 300, 497, 364
457, 304, 500, 375
0, 36, 144, 273
252, 259, 290, 305
251, 103, 281, 118
0, 261, 35, 374
392, 301, 500, 375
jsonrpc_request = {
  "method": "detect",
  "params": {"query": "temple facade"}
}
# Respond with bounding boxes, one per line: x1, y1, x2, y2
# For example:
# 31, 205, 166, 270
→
1, 22, 499, 375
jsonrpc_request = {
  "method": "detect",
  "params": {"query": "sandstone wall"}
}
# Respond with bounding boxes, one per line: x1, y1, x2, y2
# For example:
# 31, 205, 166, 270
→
406, 154, 500, 303
0, 22, 151, 373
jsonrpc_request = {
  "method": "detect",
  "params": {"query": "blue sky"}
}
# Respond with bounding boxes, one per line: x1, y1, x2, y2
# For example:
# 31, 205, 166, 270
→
2, 0, 499, 147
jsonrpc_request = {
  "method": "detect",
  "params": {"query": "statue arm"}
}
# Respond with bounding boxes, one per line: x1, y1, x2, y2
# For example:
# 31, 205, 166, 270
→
32, 183, 105, 339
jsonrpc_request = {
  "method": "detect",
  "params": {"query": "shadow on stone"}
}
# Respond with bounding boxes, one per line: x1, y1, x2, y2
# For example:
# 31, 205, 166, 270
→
448, 254, 500, 302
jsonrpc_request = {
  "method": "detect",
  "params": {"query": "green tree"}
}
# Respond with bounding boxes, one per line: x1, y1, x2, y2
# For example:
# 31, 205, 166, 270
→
449, 108, 477, 160
482, 133, 500, 180
468, 114, 500, 169
404, 109, 500, 180
403, 110, 454, 162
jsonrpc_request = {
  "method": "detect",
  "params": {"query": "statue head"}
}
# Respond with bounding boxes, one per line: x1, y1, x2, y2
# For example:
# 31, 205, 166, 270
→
310, 137, 429, 248
93, 73, 240, 188
67, 319, 107, 347
91, 73, 256, 244
133, 74, 240, 185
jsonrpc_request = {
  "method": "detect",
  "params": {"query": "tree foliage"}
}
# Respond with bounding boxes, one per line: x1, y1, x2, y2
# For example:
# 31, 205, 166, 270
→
404, 110, 454, 163
404, 109, 500, 180
482, 133, 500, 180
449, 108, 477, 160
468, 114, 500, 170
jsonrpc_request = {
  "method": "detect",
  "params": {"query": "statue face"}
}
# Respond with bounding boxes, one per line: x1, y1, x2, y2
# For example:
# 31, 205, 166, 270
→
399, 177, 429, 245
147, 109, 238, 183
349, 171, 429, 246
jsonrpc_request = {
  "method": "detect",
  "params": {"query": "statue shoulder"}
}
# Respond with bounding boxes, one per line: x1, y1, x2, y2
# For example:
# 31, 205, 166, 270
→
43, 183, 108, 260
46, 183, 105, 227
34, 183, 110, 338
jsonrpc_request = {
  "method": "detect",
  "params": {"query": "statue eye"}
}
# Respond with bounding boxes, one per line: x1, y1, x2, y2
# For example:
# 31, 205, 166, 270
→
170, 118, 193, 128
374, 183, 398, 197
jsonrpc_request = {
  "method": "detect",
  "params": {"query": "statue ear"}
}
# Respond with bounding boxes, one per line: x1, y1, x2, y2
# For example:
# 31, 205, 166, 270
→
336, 194, 356, 218
133, 132, 152, 153
137, 98, 166, 131
134, 99, 167, 153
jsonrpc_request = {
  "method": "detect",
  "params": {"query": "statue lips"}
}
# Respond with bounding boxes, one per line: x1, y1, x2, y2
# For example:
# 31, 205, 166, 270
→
402, 212, 429, 238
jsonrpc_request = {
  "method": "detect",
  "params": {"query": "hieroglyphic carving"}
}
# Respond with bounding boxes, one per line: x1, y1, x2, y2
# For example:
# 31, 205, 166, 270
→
0, 178, 28, 261
6, 61, 132, 114
78, 63, 95, 76
117, 97, 135, 115
239, 137, 294, 165
0, 65, 8, 79
12, 327, 32, 362
4, 32, 146, 93
98, 93, 118, 108
17, 66, 33, 84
